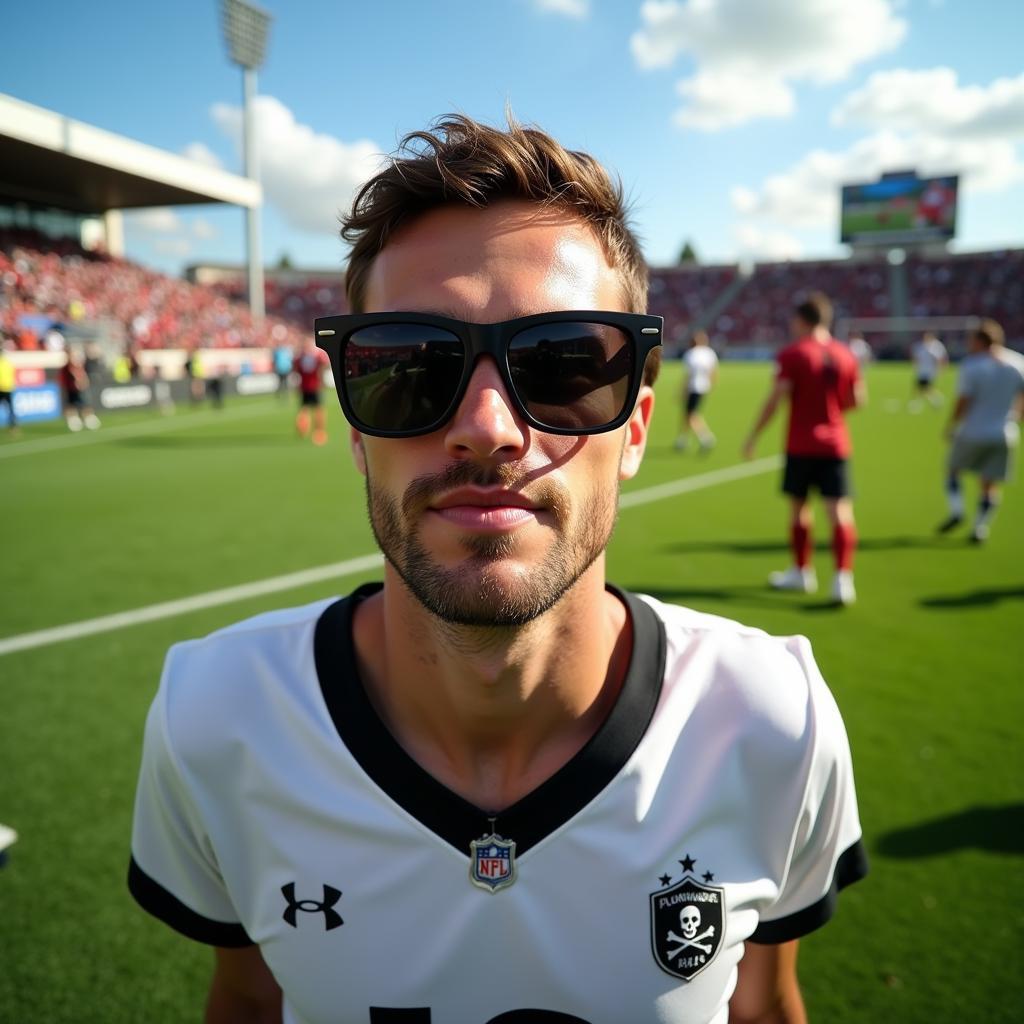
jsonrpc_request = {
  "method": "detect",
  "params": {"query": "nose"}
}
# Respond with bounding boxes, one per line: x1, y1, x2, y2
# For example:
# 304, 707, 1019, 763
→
443, 356, 527, 460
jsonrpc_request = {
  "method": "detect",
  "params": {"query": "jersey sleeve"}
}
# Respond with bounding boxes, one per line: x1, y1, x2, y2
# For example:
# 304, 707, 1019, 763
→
749, 637, 868, 944
128, 651, 254, 947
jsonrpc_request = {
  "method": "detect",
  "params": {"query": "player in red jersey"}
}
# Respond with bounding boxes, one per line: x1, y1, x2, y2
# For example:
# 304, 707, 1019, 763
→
292, 337, 331, 445
742, 293, 866, 605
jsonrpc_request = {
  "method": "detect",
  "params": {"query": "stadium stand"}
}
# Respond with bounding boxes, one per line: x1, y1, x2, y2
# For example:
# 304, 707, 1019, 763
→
906, 249, 1024, 346
0, 229, 306, 352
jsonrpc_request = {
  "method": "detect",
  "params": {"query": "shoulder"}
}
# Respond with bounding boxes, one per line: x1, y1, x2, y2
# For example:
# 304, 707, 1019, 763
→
156, 598, 339, 756
999, 349, 1024, 377
637, 593, 835, 745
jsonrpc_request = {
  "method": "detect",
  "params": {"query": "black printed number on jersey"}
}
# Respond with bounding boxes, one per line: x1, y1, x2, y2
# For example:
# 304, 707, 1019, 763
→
370, 1010, 589, 1023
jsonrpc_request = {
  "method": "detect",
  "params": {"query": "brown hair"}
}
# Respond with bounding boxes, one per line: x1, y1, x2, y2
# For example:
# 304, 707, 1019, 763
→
341, 113, 658, 382
974, 318, 1004, 348
794, 292, 833, 329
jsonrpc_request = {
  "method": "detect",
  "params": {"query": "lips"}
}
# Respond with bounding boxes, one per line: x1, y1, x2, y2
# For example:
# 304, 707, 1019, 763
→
430, 488, 539, 512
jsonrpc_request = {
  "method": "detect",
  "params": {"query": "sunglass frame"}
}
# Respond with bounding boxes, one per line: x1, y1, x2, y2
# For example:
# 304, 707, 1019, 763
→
314, 310, 663, 438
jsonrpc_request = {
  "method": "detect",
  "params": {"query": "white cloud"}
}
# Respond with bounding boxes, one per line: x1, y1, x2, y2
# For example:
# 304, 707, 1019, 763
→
733, 223, 804, 261
731, 130, 1024, 231
153, 237, 193, 257
126, 207, 183, 234
632, 0, 907, 130
191, 218, 218, 240
533, 0, 589, 17
182, 141, 224, 169
832, 67, 1024, 140
208, 95, 384, 236
673, 69, 793, 130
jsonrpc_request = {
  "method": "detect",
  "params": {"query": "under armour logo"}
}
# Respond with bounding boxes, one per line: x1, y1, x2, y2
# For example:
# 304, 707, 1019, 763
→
281, 882, 344, 930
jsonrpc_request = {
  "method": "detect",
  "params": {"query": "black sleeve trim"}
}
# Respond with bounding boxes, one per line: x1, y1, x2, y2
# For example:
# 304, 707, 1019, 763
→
748, 838, 869, 945
128, 856, 254, 948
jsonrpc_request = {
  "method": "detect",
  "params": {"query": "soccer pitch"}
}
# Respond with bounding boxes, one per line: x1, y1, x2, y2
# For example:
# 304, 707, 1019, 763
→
1, 363, 1021, 1022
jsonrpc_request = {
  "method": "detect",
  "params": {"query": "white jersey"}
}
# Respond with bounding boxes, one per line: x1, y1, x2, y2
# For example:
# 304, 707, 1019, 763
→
912, 338, 947, 379
130, 586, 866, 1024
683, 346, 718, 395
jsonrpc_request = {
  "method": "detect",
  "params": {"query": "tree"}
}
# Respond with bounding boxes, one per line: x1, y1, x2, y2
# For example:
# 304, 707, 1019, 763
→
678, 240, 698, 265
277, 252, 294, 270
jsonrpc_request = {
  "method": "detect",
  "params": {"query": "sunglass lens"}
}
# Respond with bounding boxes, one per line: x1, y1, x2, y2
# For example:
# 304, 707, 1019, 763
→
343, 324, 464, 433
508, 322, 634, 430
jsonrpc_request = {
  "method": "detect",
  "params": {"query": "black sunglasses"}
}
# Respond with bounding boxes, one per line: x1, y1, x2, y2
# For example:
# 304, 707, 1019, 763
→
314, 311, 662, 438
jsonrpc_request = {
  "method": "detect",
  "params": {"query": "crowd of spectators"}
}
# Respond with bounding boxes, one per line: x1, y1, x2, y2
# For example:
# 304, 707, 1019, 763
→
210, 272, 346, 325
708, 258, 891, 348
906, 249, 1024, 345
0, 228, 306, 353
647, 264, 737, 354
5, 227, 1020, 359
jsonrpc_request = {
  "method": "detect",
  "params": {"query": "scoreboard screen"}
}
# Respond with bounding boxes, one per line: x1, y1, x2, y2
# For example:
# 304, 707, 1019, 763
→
840, 172, 958, 245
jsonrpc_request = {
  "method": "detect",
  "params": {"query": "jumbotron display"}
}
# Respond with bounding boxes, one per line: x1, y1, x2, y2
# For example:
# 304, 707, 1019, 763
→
840, 170, 958, 246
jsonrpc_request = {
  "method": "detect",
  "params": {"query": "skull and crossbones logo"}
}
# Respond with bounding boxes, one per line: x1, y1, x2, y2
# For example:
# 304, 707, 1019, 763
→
666, 905, 716, 958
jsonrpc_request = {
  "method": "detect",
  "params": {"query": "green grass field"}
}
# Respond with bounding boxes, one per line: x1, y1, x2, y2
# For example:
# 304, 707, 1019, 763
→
2, 363, 1022, 1022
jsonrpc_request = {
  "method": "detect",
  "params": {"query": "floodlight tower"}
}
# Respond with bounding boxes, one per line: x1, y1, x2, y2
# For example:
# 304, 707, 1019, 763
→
221, 0, 271, 322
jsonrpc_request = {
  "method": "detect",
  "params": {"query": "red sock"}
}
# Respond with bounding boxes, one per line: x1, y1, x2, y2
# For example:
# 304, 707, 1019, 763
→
791, 522, 812, 568
832, 522, 857, 571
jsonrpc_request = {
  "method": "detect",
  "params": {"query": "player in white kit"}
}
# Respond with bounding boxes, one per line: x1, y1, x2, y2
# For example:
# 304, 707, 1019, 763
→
909, 332, 947, 411
675, 331, 718, 453
129, 115, 867, 1024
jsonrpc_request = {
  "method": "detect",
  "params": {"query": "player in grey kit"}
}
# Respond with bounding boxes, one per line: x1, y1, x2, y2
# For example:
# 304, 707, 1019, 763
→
938, 319, 1024, 542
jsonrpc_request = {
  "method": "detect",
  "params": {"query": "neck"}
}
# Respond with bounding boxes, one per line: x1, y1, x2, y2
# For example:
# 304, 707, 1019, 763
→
352, 560, 631, 810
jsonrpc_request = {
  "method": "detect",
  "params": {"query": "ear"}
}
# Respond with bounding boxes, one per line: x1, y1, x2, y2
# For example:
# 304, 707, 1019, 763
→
350, 427, 367, 476
620, 385, 654, 481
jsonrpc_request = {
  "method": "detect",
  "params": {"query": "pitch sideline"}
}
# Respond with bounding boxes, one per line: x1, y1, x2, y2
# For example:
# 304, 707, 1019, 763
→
0, 399, 279, 461
0, 456, 780, 657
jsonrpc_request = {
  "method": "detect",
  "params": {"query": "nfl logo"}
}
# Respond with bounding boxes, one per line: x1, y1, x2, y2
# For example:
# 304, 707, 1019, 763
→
469, 831, 517, 892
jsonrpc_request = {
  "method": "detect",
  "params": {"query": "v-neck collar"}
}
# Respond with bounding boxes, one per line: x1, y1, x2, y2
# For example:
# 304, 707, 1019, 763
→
313, 583, 665, 856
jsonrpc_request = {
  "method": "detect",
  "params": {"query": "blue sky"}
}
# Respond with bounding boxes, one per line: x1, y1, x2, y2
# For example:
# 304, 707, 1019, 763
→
4, 0, 1023, 275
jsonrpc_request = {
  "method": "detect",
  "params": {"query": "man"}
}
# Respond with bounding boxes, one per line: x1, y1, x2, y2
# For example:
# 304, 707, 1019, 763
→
742, 293, 865, 606
845, 331, 872, 369
675, 330, 718, 453
937, 319, 1024, 543
0, 337, 18, 433
292, 336, 330, 445
59, 347, 100, 432
909, 331, 947, 411
129, 116, 866, 1024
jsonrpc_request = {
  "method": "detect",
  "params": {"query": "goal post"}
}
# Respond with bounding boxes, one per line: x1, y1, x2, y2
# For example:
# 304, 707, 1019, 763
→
834, 315, 981, 360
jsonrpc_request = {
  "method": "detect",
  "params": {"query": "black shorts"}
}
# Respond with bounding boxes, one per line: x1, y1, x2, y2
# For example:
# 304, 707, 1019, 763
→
686, 391, 705, 415
916, 376, 934, 390
300, 391, 321, 407
783, 455, 851, 499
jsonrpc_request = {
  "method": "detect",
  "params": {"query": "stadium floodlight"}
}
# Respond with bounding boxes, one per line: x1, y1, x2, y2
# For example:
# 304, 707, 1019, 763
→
221, 0, 272, 322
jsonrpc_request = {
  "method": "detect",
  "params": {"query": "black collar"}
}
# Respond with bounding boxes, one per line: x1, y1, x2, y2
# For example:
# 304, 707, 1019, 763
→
313, 583, 665, 855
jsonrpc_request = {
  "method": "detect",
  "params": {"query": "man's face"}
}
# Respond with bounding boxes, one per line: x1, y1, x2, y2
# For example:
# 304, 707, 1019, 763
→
351, 200, 653, 627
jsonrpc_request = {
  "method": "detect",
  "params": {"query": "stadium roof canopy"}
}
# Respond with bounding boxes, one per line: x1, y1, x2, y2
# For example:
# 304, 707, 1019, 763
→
0, 93, 260, 214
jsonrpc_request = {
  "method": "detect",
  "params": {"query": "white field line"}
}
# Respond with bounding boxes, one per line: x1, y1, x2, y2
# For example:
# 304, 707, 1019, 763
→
0, 400, 276, 460
0, 456, 780, 658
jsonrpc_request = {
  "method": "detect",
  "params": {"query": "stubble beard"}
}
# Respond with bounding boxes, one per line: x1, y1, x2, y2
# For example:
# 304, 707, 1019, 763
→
365, 460, 618, 628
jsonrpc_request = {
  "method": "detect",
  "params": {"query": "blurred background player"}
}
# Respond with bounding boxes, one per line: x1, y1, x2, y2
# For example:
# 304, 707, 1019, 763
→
273, 338, 294, 401
909, 330, 948, 411
292, 336, 329, 445
846, 330, 873, 368
0, 337, 18, 433
59, 347, 100, 432
743, 293, 865, 605
938, 318, 1024, 543
675, 329, 718, 452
